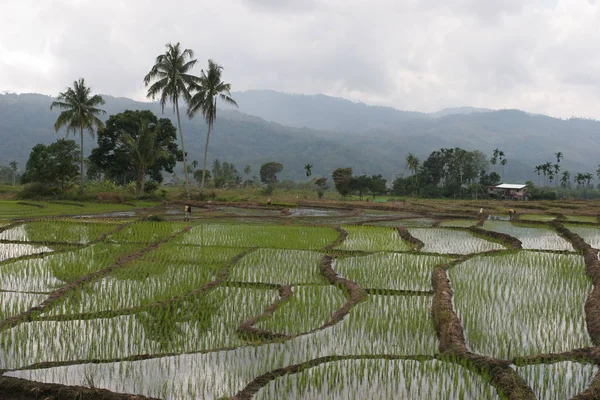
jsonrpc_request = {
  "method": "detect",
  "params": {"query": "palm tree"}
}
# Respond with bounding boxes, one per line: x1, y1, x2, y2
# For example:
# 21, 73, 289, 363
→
9, 161, 17, 186
304, 164, 313, 178
405, 153, 420, 175
560, 171, 570, 189
144, 42, 198, 197
50, 78, 105, 195
188, 59, 238, 189
119, 119, 169, 195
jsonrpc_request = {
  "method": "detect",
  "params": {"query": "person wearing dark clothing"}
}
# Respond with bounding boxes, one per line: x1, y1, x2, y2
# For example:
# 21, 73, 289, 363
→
184, 204, 192, 221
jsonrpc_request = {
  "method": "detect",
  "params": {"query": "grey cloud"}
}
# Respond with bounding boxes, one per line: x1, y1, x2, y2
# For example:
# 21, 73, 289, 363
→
1, 0, 600, 120
242, 0, 317, 12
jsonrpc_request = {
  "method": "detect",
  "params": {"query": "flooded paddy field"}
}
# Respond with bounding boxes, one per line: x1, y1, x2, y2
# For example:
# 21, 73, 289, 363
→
1, 201, 599, 399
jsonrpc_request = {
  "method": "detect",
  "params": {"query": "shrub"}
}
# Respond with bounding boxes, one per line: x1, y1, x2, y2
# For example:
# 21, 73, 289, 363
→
96, 192, 125, 203
17, 183, 60, 199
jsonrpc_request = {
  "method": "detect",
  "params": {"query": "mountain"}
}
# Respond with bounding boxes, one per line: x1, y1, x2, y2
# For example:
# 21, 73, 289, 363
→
228, 90, 429, 133
0, 93, 396, 181
430, 106, 493, 118
1, 91, 599, 183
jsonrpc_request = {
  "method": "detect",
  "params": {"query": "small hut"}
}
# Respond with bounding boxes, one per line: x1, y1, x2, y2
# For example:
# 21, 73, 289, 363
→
488, 183, 528, 200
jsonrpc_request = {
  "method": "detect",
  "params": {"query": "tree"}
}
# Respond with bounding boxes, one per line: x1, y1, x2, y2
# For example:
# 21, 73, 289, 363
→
188, 59, 238, 190
405, 153, 420, 175
21, 139, 79, 191
332, 167, 353, 198
560, 171, 571, 189
9, 161, 17, 186
244, 165, 252, 187
144, 42, 198, 197
212, 159, 240, 188
50, 78, 105, 195
349, 175, 371, 199
304, 164, 313, 178
313, 177, 328, 199
88, 110, 182, 187
405, 153, 420, 195
118, 119, 172, 195
368, 174, 387, 196
260, 162, 283, 184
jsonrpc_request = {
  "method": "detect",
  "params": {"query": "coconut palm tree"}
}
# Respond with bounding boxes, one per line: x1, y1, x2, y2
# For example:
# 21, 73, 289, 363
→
188, 59, 238, 189
50, 78, 105, 195
144, 42, 198, 196
405, 153, 420, 176
304, 164, 313, 178
9, 161, 17, 186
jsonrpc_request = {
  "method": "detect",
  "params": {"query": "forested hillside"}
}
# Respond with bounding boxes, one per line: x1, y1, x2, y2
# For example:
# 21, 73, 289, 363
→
1, 91, 599, 182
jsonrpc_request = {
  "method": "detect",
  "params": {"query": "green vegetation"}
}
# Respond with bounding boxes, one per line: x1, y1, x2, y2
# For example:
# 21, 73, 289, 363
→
1, 203, 599, 398
336, 226, 411, 252
450, 252, 591, 358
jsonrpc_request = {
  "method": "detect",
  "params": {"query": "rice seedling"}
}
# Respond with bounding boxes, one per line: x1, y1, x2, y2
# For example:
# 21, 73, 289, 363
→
517, 361, 597, 400
0, 243, 52, 262
0, 221, 115, 244
519, 214, 556, 222
333, 253, 449, 291
450, 251, 592, 358
0, 286, 278, 369
564, 224, 600, 249
0, 291, 47, 320
482, 221, 574, 251
4, 295, 439, 399
311, 294, 438, 355
335, 226, 411, 252
107, 221, 188, 244
229, 248, 326, 285
0, 201, 155, 219
371, 218, 437, 228
438, 220, 478, 228
288, 208, 345, 217
254, 358, 499, 400
176, 224, 339, 250
216, 206, 284, 217
0, 243, 140, 292
256, 286, 347, 335
46, 247, 244, 315
408, 228, 505, 254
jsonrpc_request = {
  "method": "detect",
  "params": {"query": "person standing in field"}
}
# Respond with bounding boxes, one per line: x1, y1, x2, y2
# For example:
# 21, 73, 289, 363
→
184, 204, 192, 221
508, 208, 515, 220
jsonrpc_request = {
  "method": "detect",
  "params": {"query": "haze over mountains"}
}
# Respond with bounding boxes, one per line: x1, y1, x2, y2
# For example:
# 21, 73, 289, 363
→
0, 90, 598, 183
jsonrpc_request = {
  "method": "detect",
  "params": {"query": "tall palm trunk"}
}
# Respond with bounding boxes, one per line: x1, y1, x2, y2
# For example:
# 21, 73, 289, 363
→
175, 98, 190, 197
200, 97, 217, 190
79, 126, 84, 195
200, 121, 212, 189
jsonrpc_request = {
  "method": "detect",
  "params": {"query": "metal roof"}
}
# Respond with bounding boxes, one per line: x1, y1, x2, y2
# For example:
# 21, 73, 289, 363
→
494, 183, 527, 189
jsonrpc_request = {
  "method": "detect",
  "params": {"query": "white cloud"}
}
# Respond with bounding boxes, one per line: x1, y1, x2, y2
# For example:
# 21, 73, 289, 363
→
1, 0, 600, 118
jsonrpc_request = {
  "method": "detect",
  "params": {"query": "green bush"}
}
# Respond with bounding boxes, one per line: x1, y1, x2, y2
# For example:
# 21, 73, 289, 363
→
17, 183, 60, 199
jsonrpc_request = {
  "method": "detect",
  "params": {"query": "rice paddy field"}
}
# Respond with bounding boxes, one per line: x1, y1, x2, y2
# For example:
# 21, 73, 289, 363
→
2, 199, 600, 399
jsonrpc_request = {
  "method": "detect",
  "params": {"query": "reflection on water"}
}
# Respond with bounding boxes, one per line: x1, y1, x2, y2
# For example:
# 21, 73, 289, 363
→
0, 243, 52, 262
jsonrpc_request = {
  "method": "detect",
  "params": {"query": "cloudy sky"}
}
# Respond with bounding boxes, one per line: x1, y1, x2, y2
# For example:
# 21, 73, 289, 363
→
1, 0, 599, 118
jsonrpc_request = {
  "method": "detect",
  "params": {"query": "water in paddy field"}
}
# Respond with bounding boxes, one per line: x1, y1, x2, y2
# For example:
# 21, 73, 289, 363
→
0, 243, 52, 261
288, 208, 345, 217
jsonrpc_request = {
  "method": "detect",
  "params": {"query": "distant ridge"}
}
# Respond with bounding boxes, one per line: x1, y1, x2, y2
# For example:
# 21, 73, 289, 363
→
1, 90, 600, 182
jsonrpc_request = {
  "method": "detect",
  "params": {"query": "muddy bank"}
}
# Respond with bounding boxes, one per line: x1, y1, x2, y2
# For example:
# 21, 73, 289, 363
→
468, 226, 522, 249
232, 354, 433, 400
0, 375, 158, 400
431, 267, 467, 353
237, 285, 293, 341
397, 227, 424, 251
